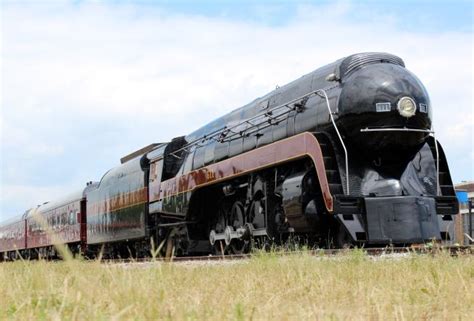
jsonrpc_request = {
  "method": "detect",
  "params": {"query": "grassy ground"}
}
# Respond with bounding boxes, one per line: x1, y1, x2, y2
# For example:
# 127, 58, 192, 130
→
0, 251, 472, 320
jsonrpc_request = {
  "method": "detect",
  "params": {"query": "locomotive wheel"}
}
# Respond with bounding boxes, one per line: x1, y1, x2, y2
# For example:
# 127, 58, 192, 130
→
215, 201, 227, 234
211, 201, 231, 255
248, 199, 265, 227
228, 200, 250, 254
229, 201, 245, 230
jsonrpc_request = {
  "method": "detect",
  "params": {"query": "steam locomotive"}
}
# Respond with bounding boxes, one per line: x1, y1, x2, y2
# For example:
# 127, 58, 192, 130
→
0, 52, 459, 259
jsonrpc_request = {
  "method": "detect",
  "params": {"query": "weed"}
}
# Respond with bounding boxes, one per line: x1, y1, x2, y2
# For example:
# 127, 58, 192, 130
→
0, 253, 472, 320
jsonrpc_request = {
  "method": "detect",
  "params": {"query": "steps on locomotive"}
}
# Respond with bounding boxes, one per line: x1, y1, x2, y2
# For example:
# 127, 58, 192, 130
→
428, 141, 455, 196
316, 134, 343, 195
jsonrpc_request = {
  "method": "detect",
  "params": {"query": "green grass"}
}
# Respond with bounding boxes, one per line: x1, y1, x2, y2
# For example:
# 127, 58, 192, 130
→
0, 252, 473, 320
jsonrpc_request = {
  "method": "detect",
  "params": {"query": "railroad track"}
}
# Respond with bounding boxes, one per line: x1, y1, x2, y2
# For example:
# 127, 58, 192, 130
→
103, 245, 473, 264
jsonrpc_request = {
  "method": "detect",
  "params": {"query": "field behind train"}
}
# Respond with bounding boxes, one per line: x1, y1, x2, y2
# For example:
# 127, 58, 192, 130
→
0, 251, 473, 321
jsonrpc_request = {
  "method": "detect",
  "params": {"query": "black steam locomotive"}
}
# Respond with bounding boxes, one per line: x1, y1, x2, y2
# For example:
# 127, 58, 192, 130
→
0, 52, 459, 259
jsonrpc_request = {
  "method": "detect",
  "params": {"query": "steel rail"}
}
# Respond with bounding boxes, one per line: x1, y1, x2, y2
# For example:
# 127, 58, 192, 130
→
102, 245, 473, 264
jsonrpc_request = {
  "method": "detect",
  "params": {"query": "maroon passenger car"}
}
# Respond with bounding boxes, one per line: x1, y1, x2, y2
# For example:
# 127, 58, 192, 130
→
25, 190, 87, 257
0, 215, 27, 260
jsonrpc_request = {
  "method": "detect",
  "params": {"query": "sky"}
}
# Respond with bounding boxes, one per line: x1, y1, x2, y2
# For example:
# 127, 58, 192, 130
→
0, 0, 473, 221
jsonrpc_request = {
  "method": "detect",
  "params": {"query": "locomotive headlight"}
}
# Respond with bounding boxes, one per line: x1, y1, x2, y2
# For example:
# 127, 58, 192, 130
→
397, 97, 417, 118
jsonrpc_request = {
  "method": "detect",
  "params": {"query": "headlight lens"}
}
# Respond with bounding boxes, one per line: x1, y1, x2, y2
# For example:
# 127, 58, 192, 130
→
397, 97, 417, 118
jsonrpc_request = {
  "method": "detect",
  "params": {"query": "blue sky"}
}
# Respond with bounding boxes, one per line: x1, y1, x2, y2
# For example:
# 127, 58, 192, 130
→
117, 0, 473, 31
1, 0, 473, 221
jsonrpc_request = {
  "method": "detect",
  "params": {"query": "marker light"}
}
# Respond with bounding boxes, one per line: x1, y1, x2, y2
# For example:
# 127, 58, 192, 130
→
397, 97, 417, 118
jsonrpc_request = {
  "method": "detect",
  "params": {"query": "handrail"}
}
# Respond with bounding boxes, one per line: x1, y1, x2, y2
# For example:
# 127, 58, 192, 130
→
169, 90, 321, 158
360, 127, 434, 133
166, 87, 350, 194
316, 89, 350, 195
432, 128, 440, 196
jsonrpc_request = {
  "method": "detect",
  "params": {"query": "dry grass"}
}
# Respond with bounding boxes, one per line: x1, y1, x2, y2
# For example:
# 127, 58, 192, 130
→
0, 251, 473, 320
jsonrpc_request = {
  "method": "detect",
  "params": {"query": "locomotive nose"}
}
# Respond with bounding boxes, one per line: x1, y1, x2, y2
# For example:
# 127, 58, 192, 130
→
337, 63, 432, 153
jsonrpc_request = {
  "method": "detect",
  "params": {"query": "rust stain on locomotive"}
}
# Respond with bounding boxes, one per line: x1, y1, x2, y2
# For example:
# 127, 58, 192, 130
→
87, 188, 148, 216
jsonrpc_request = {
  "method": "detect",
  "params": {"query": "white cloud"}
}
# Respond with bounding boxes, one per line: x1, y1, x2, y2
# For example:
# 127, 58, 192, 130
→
0, 2, 472, 220
0, 184, 78, 214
